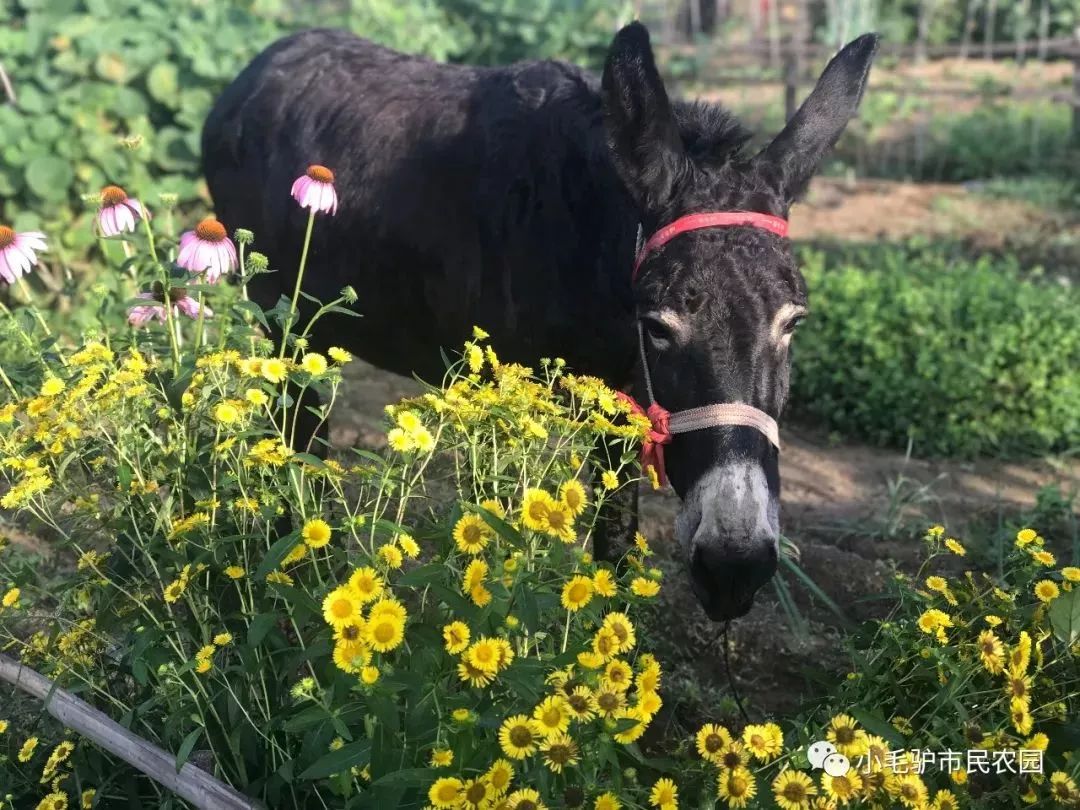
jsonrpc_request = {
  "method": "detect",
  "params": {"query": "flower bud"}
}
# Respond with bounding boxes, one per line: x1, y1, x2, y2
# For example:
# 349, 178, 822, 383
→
234, 228, 254, 245
341, 285, 358, 304
247, 252, 269, 272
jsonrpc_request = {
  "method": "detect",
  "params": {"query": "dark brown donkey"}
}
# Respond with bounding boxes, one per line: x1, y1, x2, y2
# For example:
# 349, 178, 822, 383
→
202, 22, 878, 621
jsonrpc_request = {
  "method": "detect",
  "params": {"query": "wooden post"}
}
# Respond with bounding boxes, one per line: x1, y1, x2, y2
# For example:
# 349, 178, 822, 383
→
959, 0, 980, 61
984, 0, 998, 60
784, 49, 798, 122
1073, 29, 1080, 145
0, 655, 260, 810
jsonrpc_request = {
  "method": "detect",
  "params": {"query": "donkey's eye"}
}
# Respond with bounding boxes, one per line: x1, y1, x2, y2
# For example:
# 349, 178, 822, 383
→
641, 317, 672, 347
783, 315, 805, 334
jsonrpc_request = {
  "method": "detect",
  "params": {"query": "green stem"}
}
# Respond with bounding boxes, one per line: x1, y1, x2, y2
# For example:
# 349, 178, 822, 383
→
280, 209, 316, 359
139, 211, 181, 373
0, 363, 16, 397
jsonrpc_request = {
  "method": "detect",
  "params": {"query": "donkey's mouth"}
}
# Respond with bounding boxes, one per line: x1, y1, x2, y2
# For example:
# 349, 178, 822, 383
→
688, 549, 764, 621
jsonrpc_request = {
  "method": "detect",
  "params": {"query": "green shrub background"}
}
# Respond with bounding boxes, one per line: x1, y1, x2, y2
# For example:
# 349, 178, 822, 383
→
791, 241, 1080, 457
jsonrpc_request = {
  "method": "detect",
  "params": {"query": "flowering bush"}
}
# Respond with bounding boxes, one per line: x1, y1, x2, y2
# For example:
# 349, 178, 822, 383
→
0, 177, 686, 807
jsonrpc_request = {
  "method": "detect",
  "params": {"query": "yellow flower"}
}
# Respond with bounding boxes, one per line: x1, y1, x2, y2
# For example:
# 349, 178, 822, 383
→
486, 758, 514, 795
322, 586, 361, 629
1062, 566, 1080, 583
378, 543, 403, 569
916, 608, 952, 642
539, 732, 579, 773
743, 722, 785, 762
195, 658, 213, 674
499, 715, 541, 759
472, 325, 489, 340
398, 534, 420, 558
544, 501, 576, 542
453, 513, 492, 555
466, 637, 502, 674
984, 614, 1002, 627
0, 720, 8, 733
301, 352, 328, 376
430, 748, 453, 767
1050, 772, 1078, 804
1032, 549, 1056, 567
443, 621, 470, 654
1034, 579, 1060, 603
212, 401, 242, 425
365, 610, 406, 653
347, 567, 384, 603
387, 427, 415, 452
328, 346, 352, 364
650, 777, 679, 809
460, 777, 493, 810
559, 479, 588, 516
772, 769, 817, 810
636, 658, 662, 694
261, 358, 287, 383
717, 768, 756, 808
593, 568, 617, 597
594, 792, 621, 810
302, 518, 332, 549
533, 695, 571, 738
630, 577, 660, 598
2, 587, 20, 608
561, 575, 594, 611
601, 470, 618, 490
282, 542, 308, 566
565, 685, 598, 721
977, 630, 1006, 674
244, 388, 269, 407
18, 735, 39, 762
893, 773, 927, 808
944, 538, 966, 556
360, 665, 380, 684
428, 777, 463, 808
1016, 528, 1037, 547
470, 584, 492, 607
40, 376, 65, 397
612, 706, 649, 744
81, 789, 95, 809
821, 771, 863, 805
577, 651, 605, 669
463, 559, 488, 592
602, 612, 636, 653
1023, 732, 1049, 752
603, 659, 633, 692
451, 708, 472, 722
212, 632, 233, 646
521, 488, 555, 532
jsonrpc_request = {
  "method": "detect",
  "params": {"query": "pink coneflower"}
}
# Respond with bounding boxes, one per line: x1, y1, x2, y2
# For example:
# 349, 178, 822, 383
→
177, 218, 237, 283
0, 225, 47, 285
290, 164, 338, 215
128, 290, 212, 327
96, 185, 148, 237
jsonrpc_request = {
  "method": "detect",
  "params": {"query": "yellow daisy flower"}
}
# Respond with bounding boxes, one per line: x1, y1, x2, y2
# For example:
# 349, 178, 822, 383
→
521, 488, 555, 532
717, 767, 755, 808
428, 777, 463, 808
453, 513, 491, 555
533, 695, 571, 738
347, 567, 384, 603
696, 723, 733, 764
499, 714, 541, 759
650, 777, 679, 809
630, 577, 660, 598
773, 769, 817, 810
443, 621, 470, 654
1034, 579, 1059, 602
322, 586, 361, 629
593, 568, 617, 597
301, 518, 332, 549
559, 479, 588, 517
561, 575, 594, 611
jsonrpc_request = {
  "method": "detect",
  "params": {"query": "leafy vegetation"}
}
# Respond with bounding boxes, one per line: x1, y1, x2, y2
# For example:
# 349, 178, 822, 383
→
0, 0, 624, 254
791, 241, 1080, 457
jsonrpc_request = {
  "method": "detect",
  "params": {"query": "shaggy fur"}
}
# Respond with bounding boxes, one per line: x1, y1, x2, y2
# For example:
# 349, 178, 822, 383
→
203, 23, 878, 619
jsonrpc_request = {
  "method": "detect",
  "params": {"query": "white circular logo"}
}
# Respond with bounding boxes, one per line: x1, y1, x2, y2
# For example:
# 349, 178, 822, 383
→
807, 740, 837, 769
823, 752, 852, 777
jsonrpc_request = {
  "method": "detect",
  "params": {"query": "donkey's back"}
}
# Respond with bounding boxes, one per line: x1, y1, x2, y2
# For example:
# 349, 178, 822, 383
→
202, 29, 637, 381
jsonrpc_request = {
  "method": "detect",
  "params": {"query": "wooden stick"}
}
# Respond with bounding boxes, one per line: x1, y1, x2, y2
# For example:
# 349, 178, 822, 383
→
0, 654, 260, 810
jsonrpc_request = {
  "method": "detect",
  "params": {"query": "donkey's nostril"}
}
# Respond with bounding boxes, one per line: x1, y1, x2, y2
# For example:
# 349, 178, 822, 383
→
691, 539, 778, 621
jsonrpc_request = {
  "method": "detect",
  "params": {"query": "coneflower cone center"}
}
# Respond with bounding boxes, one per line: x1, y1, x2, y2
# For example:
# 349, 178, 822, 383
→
0, 226, 14, 249
195, 219, 227, 242
306, 164, 334, 183
100, 185, 128, 206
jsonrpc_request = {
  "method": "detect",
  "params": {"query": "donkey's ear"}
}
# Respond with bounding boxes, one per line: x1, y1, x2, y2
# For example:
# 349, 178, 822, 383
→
602, 22, 688, 214
756, 33, 879, 204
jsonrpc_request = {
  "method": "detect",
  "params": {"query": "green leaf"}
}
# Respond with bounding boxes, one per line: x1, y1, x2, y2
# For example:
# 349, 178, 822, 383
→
298, 740, 371, 780
146, 62, 179, 105
175, 728, 201, 772
247, 612, 278, 648
849, 708, 906, 748
1049, 587, 1080, 646
24, 155, 73, 201
368, 767, 435, 788
254, 532, 301, 582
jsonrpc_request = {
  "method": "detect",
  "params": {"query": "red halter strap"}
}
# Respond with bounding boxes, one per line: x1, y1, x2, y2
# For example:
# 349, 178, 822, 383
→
626, 210, 788, 486
632, 211, 789, 282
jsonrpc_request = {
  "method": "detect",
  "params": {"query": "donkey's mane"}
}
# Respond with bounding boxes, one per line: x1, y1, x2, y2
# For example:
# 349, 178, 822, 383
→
672, 100, 753, 167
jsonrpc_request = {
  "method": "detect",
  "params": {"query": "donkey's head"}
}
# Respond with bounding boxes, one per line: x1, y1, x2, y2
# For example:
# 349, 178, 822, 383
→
601, 23, 877, 621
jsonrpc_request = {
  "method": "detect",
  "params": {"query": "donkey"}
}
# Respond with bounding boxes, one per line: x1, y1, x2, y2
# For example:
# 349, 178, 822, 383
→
202, 23, 878, 621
